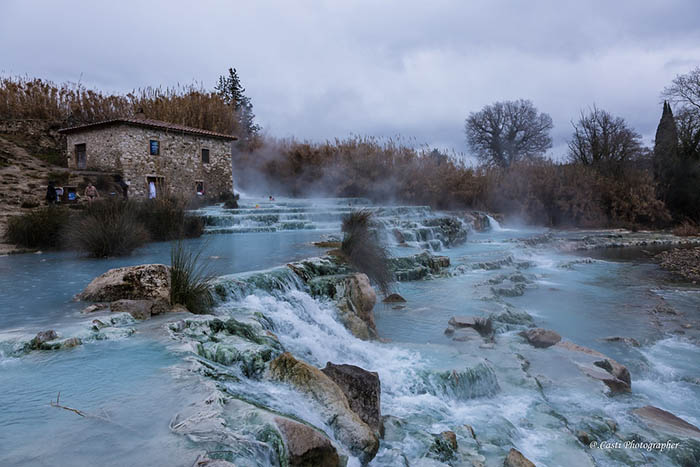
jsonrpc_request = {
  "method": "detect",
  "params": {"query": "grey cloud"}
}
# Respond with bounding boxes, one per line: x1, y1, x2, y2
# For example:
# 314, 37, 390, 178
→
2, 0, 699, 156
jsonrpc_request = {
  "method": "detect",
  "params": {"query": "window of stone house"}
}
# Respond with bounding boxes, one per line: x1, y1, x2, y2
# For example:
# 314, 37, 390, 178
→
196, 181, 204, 195
149, 139, 160, 155
201, 148, 210, 164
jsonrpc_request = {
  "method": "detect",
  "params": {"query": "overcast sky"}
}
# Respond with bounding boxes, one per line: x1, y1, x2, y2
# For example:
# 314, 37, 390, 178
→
2, 0, 700, 161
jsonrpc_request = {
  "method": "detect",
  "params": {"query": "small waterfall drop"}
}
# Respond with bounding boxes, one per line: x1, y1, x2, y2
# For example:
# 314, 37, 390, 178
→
486, 214, 504, 231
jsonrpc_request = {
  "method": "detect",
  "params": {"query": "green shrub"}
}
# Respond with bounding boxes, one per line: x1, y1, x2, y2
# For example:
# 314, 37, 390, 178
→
170, 241, 214, 314
220, 191, 239, 209
134, 197, 204, 241
183, 215, 205, 238
341, 210, 393, 296
64, 200, 149, 257
5, 207, 70, 249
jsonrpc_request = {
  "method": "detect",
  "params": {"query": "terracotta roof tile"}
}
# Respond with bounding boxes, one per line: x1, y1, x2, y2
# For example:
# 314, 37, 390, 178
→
59, 118, 238, 140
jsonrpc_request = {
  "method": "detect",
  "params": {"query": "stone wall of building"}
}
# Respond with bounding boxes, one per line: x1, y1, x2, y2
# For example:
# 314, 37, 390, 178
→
65, 124, 233, 198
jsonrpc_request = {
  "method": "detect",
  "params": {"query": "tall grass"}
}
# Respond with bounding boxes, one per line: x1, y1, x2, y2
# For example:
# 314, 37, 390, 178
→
5, 196, 204, 254
133, 197, 205, 241
63, 200, 149, 257
0, 76, 238, 135
170, 241, 215, 314
341, 210, 394, 296
5, 207, 70, 249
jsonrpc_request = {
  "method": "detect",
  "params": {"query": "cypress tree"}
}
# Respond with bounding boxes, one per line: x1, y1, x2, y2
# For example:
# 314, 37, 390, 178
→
215, 68, 260, 149
653, 101, 678, 201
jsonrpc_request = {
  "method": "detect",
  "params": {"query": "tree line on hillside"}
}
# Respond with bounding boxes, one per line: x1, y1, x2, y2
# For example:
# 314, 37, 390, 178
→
2, 67, 699, 229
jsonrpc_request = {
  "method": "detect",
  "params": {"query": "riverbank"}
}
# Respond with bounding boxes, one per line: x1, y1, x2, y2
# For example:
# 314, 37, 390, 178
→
657, 247, 700, 284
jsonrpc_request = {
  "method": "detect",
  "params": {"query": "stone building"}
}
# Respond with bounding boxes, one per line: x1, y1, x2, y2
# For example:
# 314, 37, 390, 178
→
59, 116, 236, 198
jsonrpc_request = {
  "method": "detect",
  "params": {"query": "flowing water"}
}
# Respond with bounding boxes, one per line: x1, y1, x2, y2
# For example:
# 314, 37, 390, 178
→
1, 196, 699, 466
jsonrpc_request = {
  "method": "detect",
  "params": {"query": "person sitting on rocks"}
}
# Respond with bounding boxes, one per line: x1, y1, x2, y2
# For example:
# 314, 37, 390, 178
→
84, 182, 99, 203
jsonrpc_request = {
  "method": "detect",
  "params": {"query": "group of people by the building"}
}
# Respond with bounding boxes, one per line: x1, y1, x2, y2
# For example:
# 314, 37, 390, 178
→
45, 175, 130, 205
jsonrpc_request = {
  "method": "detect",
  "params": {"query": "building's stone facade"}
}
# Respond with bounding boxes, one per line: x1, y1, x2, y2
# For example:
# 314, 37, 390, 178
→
63, 123, 233, 198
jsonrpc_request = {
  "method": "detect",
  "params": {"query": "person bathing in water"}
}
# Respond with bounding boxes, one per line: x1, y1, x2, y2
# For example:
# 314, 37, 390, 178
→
84, 182, 99, 203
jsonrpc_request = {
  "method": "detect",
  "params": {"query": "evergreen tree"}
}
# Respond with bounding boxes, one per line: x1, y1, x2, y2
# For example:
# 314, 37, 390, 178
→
215, 68, 245, 110
215, 68, 260, 148
653, 101, 700, 221
653, 101, 679, 200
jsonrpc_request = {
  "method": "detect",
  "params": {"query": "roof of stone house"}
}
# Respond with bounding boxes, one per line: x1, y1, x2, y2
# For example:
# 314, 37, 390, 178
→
58, 117, 238, 140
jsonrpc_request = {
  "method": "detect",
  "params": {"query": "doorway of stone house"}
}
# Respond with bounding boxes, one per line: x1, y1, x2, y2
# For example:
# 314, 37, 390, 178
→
146, 176, 165, 199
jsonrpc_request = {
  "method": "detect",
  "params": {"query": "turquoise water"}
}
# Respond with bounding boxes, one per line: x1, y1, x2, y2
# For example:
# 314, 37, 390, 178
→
1, 197, 699, 466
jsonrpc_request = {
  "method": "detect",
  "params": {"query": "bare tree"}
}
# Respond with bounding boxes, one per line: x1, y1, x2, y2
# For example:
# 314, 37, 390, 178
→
465, 99, 553, 168
568, 106, 643, 170
676, 107, 700, 159
663, 66, 700, 111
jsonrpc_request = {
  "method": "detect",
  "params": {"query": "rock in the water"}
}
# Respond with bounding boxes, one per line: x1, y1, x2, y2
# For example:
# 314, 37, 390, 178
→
26, 330, 59, 351
110, 299, 169, 320
274, 417, 340, 467
61, 337, 82, 348
601, 336, 640, 347
193, 456, 237, 467
448, 316, 478, 328
491, 283, 526, 297
593, 359, 631, 387
464, 424, 476, 439
81, 304, 107, 313
633, 405, 700, 440
77, 264, 170, 303
321, 362, 382, 436
576, 430, 592, 445
519, 328, 561, 348
453, 328, 482, 341
504, 448, 535, 467
580, 366, 630, 394
34, 330, 57, 344
557, 341, 631, 391
382, 293, 406, 303
336, 273, 378, 340
429, 430, 458, 462
440, 430, 458, 450
267, 353, 379, 464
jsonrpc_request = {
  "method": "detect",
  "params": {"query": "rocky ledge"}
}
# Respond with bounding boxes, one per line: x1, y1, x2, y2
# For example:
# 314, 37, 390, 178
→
656, 246, 700, 284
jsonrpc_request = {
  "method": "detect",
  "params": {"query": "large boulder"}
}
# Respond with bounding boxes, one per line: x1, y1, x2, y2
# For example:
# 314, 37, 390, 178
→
77, 264, 170, 303
267, 353, 379, 464
274, 417, 340, 466
321, 363, 382, 436
519, 328, 561, 348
